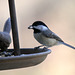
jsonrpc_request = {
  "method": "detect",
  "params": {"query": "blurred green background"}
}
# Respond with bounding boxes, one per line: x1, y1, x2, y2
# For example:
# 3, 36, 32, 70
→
0, 0, 75, 75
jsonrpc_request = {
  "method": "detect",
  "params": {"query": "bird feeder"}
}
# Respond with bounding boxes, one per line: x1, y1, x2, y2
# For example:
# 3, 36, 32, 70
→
0, 0, 51, 70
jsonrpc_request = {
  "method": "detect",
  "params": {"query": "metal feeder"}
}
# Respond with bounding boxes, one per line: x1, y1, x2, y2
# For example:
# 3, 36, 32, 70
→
0, 0, 51, 70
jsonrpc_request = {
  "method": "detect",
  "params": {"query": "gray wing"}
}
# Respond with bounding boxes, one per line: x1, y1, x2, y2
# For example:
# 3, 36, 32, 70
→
42, 29, 63, 42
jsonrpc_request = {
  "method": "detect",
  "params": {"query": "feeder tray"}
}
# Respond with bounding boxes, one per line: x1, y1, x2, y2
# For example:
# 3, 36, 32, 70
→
0, 48, 51, 70
0, 0, 52, 71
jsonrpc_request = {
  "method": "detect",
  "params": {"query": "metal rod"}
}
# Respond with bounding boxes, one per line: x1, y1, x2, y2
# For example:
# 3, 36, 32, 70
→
8, 0, 20, 55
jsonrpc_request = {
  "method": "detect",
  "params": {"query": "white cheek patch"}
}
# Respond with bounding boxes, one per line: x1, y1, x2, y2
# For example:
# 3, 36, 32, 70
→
35, 25, 48, 31
42, 25, 48, 30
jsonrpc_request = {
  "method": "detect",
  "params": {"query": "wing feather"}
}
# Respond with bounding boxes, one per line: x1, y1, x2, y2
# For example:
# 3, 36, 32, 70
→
42, 29, 63, 42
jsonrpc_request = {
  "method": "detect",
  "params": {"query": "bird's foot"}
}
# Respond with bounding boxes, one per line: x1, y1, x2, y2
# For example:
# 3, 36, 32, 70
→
34, 46, 40, 50
34, 45, 44, 50
43, 47, 48, 50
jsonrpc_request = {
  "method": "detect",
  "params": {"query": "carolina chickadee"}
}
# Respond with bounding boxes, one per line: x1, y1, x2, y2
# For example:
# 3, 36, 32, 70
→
28, 21, 75, 49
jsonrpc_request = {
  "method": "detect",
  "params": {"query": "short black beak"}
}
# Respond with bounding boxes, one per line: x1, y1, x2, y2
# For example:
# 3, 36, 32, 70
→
28, 25, 33, 29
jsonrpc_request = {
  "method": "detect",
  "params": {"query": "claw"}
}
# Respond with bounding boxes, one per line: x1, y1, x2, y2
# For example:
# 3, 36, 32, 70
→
34, 46, 40, 50
43, 47, 48, 50
34, 45, 44, 50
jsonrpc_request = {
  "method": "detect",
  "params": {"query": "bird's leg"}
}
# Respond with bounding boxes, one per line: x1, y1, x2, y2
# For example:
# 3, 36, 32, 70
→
43, 46, 50, 50
34, 45, 44, 50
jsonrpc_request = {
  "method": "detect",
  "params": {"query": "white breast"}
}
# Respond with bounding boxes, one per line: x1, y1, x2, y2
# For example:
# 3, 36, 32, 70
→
34, 33, 59, 47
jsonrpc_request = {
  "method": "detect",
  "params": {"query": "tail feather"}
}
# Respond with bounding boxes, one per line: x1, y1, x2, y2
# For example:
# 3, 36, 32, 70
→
3, 18, 11, 33
62, 42, 75, 49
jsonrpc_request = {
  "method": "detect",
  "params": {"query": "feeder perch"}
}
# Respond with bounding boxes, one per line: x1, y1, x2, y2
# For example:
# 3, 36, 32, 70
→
0, 0, 51, 70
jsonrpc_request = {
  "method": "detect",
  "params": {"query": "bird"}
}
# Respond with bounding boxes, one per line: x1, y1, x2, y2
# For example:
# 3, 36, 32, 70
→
0, 18, 11, 53
28, 21, 75, 49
